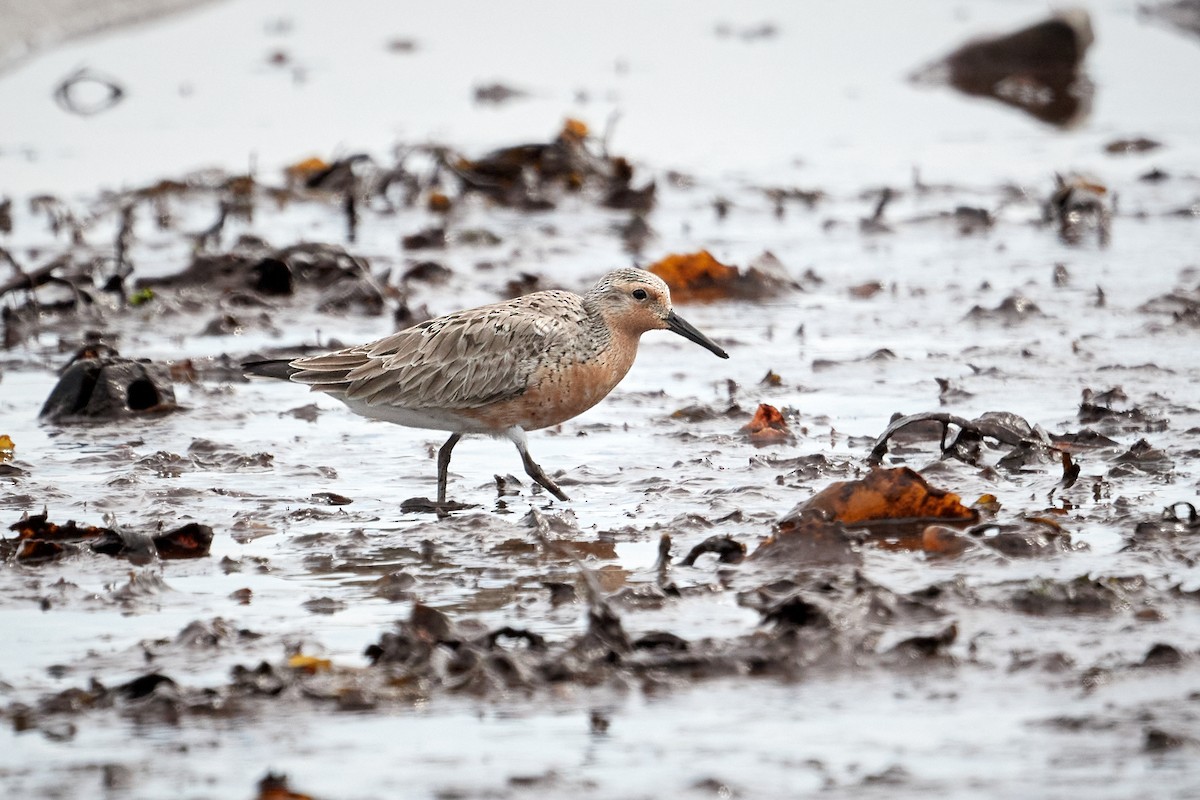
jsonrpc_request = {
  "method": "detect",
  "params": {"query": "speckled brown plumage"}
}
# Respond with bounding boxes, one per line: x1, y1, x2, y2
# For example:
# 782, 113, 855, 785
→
244, 267, 728, 508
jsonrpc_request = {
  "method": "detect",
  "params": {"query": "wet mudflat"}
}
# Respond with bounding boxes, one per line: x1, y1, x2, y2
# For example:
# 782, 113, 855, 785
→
2, 2, 1200, 798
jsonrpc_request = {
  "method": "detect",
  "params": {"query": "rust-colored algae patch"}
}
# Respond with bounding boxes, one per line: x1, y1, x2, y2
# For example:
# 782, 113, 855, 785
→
426, 191, 452, 213
3, 514, 213, 563
648, 250, 793, 302
649, 251, 740, 302
283, 157, 331, 186
922, 525, 975, 556
804, 467, 977, 528
774, 467, 980, 551
769, 468, 1077, 558
9, 515, 113, 543
741, 403, 794, 446
6, 515, 115, 563
287, 655, 333, 674
257, 773, 316, 800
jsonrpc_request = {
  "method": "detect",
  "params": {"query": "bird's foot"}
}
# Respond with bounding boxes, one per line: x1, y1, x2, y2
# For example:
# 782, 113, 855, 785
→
399, 496, 476, 516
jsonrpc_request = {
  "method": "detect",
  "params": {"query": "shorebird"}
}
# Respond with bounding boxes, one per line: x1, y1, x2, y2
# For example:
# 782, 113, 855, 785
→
244, 267, 728, 507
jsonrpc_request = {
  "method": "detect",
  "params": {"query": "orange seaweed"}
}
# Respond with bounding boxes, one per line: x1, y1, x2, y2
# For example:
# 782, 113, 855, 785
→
741, 403, 793, 446
648, 251, 741, 303
802, 466, 977, 528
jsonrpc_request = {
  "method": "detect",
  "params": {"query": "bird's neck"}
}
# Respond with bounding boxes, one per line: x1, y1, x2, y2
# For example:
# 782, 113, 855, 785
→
581, 299, 640, 370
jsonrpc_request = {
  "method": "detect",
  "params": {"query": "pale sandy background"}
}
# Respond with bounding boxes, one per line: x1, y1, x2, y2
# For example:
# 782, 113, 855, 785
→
0, 0, 215, 71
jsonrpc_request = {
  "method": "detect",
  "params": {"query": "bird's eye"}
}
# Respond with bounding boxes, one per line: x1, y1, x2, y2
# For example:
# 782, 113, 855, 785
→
632, 288, 648, 301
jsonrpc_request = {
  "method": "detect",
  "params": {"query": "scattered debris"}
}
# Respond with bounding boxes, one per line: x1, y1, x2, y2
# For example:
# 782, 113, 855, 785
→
714, 21, 779, 42
751, 512, 863, 566
53, 68, 126, 116
385, 37, 419, 54
1104, 136, 1163, 155
1046, 173, 1112, 246
449, 119, 652, 211
868, 410, 1056, 467
849, 280, 885, 299
859, 187, 895, 234
473, 82, 528, 105
741, 403, 794, 446
680, 535, 746, 566
964, 293, 1046, 324
4, 515, 212, 562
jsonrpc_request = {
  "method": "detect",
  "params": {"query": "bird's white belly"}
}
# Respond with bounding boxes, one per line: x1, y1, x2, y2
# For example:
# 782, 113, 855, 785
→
341, 398, 496, 433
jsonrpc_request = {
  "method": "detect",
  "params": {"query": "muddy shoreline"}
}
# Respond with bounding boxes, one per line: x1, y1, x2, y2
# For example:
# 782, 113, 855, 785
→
2, 2, 1200, 798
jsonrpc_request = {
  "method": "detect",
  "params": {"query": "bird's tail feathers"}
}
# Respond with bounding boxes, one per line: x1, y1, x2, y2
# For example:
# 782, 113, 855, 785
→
242, 359, 298, 381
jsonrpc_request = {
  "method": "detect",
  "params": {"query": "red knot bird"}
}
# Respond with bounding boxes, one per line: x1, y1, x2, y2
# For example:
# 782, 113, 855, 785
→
244, 267, 728, 508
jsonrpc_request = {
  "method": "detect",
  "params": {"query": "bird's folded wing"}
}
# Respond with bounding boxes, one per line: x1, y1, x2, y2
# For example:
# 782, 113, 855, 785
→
289, 302, 583, 410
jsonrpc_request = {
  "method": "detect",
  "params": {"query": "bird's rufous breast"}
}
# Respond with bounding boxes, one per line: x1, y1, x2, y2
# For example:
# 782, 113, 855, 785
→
461, 331, 639, 431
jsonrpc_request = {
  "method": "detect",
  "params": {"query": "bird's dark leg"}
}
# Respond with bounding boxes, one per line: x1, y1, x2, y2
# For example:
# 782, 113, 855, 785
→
437, 433, 462, 505
507, 427, 569, 502
519, 448, 570, 501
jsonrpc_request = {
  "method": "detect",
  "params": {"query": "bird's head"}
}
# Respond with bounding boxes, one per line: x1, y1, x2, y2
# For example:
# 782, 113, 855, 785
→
587, 268, 728, 359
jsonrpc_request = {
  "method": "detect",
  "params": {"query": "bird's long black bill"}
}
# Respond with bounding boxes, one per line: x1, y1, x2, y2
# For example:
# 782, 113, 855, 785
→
666, 311, 729, 359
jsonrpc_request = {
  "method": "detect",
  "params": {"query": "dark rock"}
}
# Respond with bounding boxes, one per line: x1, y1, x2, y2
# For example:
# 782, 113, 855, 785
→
40, 357, 176, 422
1144, 727, 1188, 752
250, 257, 294, 295
912, 10, 1095, 127
752, 511, 863, 567
401, 226, 446, 250
1141, 643, 1184, 668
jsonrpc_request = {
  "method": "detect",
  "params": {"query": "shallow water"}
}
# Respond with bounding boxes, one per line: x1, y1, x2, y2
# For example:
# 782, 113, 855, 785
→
2, 1, 1200, 798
